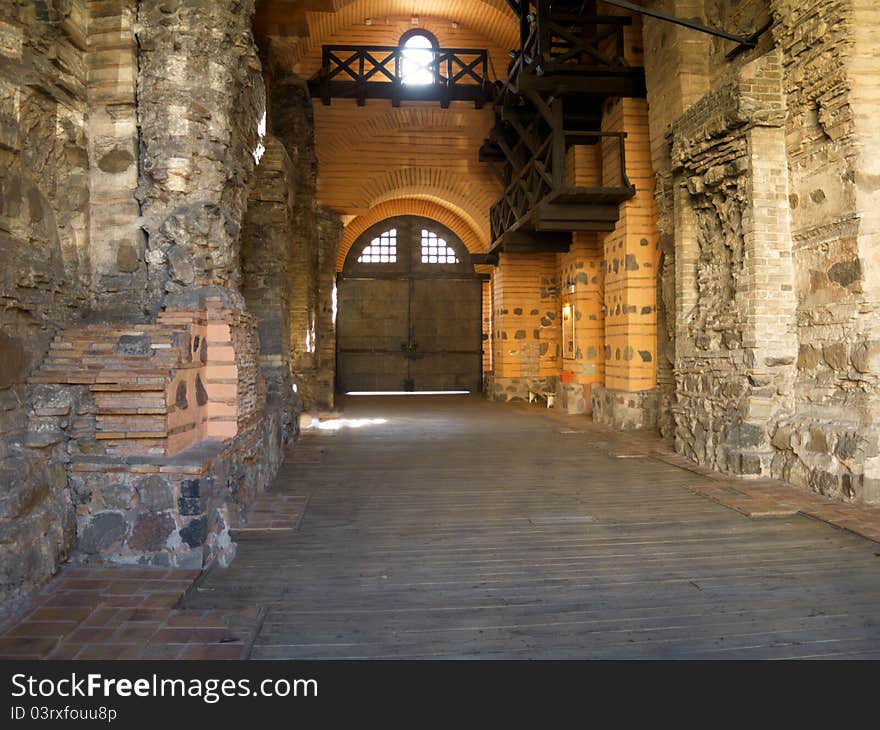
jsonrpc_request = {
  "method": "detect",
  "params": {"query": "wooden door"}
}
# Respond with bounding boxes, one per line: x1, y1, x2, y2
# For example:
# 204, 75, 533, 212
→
337, 216, 482, 392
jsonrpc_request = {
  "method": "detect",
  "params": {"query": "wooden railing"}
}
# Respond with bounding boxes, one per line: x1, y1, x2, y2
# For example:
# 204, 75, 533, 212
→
314, 45, 495, 107
489, 130, 632, 244
505, 4, 641, 94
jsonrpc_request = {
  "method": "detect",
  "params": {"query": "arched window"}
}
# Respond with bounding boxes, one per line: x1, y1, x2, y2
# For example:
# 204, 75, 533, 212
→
420, 229, 459, 264
357, 228, 397, 263
400, 30, 437, 86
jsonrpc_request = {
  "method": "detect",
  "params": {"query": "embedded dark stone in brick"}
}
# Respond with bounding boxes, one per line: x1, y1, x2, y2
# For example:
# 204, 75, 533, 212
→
180, 478, 201, 498
605, 346, 611, 359
530, 309, 539, 315
533, 329, 540, 339
501, 331, 508, 340
641, 306, 653, 314
175, 381, 188, 409
137, 475, 174, 511
0, 333, 27, 388
513, 308, 522, 315
180, 517, 207, 548
731, 423, 765, 448
128, 512, 175, 552
624, 346, 634, 361
192, 335, 200, 353
625, 305, 637, 313
178, 496, 203, 516
539, 343, 549, 355
639, 350, 653, 362
640, 238, 649, 247
481, 333, 488, 341
116, 241, 140, 272
625, 254, 639, 271
827, 259, 862, 288
199, 337, 208, 363
501, 308, 509, 315
101, 482, 136, 510
587, 346, 598, 359
195, 374, 208, 405
79, 512, 126, 555
575, 272, 588, 284
615, 348, 621, 360
612, 259, 619, 273
810, 188, 826, 203
789, 193, 799, 209
98, 147, 135, 174
116, 334, 152, 356
514, 330, 526, 339
540, 316, 551, 327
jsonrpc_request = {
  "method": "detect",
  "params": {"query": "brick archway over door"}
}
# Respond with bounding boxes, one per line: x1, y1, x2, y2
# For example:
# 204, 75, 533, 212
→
337, 215, 483, 392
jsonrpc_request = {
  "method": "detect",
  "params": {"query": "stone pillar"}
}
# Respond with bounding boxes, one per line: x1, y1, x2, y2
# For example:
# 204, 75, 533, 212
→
489, 252, 560, 402
136, 0, 265, 309
669, 49, 796, 477
87, 0, 145, 318
314, 207, 343, 411
241, 135, 295, 423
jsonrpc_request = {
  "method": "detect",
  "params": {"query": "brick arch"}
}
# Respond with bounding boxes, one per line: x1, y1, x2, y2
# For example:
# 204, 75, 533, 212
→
337, 198, 486, 271
349, 166, 497, 242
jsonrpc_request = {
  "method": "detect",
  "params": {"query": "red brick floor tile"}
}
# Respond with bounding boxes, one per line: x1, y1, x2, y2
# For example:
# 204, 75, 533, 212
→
25, 606, 95, 623
77, 644, 143, 660
113, 623, 162, 643
47, 643, 83, 659
6, 621, 80, 639
181, 644, 245, 660
43, 591, 104, 608
0, 636, 60, 658
151, 627, 231, 644
141, 593, 182, 609
104, 580, 148, 595
67, 627, 119, 644
140, 644, 185, 659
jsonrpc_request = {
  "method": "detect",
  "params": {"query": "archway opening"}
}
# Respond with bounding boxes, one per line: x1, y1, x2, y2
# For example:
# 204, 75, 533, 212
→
336, 215, 484, 393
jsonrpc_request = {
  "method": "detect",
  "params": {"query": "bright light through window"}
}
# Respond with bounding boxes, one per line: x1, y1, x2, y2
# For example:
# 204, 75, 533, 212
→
421, 229, 459, 263
358, 228, 397, 263
401, 34, 435, 86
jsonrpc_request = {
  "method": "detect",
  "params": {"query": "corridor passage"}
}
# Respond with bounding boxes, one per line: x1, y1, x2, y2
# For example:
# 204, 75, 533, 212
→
185, 396, 880, 659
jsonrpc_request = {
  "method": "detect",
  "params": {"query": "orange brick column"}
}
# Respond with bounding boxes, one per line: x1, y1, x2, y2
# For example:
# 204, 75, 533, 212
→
559, 232, 605, 413
489, 252, 560, 402
593, 97, 661, 428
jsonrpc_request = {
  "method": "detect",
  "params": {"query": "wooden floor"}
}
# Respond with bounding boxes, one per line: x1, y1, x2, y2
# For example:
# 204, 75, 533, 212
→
185, 395, 880, 659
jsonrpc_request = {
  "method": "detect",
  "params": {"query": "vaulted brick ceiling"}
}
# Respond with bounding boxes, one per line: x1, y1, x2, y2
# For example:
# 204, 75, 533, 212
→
256, 0, 517, 254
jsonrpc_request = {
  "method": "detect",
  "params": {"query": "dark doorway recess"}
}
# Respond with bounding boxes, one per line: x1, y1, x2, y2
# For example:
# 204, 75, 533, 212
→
337, 216, 482, 393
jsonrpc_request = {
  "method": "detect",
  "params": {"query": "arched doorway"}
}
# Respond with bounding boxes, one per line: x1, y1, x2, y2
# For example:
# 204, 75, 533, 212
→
337, 215, 483, 392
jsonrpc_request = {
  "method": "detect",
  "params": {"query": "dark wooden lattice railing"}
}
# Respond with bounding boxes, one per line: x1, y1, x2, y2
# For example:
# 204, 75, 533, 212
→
311, 45, 496, 108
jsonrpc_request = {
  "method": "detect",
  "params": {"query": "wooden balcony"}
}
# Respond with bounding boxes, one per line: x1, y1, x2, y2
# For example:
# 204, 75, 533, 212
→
308, 45, 497, 108
504, 3, 646, 98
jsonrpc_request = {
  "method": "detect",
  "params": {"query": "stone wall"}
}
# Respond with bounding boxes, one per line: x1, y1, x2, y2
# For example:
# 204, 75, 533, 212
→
0, 1, 90, 610
641, 0, 880, 502
263, 56, 340, 411
241, 135, 297, 426
136, 0, 264, 309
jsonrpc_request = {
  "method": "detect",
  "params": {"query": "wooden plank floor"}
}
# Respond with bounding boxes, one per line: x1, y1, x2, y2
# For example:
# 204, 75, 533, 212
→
184, 395, 880, 659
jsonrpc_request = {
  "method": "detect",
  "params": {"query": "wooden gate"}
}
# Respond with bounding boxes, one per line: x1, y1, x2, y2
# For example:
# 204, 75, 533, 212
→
337, 216, 483, 392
